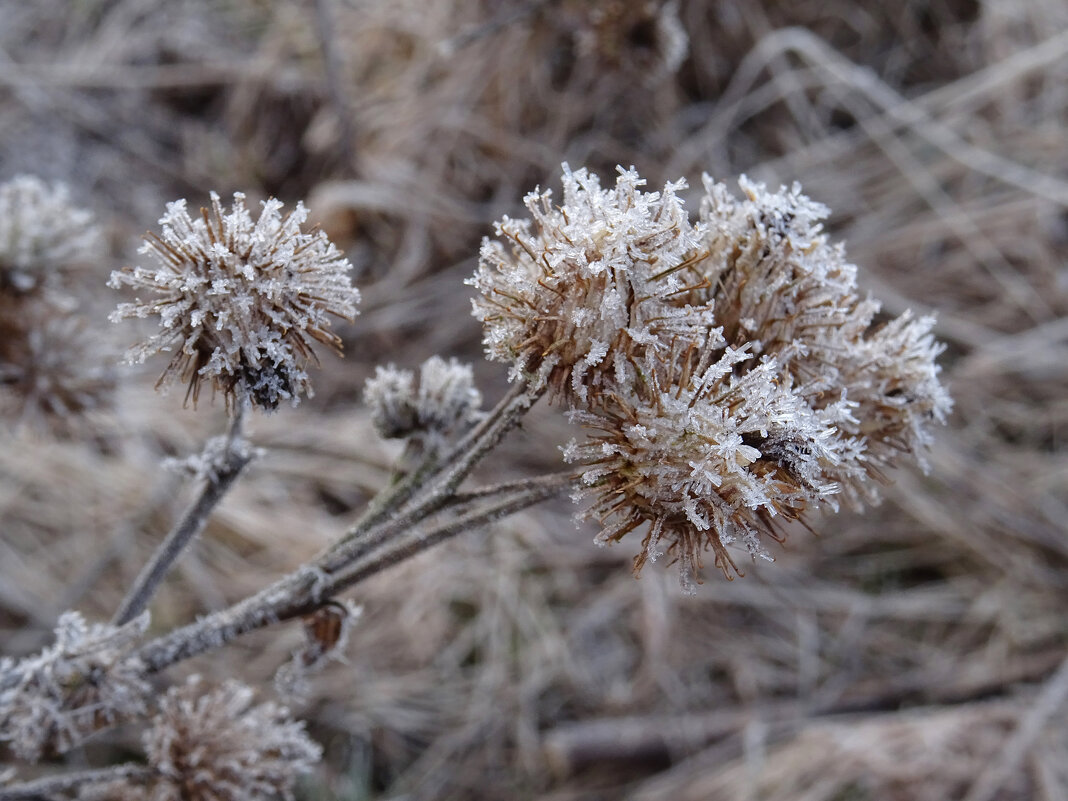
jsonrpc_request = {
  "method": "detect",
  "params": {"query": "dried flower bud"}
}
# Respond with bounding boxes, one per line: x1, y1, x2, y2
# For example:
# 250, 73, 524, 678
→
144, 676, 321, 801
0, 175, 100, 295
109, 192, 359, 411
415, 355, 482, 436
364, 356, 482, 443
364, 363, 418, 439
0, 612, 150, 762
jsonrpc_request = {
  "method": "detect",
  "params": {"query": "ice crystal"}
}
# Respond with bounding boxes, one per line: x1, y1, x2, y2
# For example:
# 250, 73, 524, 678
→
0, 612, 150, 762
109, 192, 359, 411
142, 676, 321, 801
364, 356, 482, 444
0, 175, 100, 294
476, 165, 951, 585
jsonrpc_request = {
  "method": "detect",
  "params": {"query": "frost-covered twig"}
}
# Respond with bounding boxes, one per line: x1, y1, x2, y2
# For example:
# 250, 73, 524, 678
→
325, 378, 539, 564
0, 764, 154, 800
133, 468, 570, 674
112, 406, 252, 626
323, 471, 574, 596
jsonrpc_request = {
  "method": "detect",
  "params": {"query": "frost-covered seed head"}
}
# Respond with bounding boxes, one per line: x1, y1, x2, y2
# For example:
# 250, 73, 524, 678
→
0, 298, 116, 436
695, 175, 952, 503
0, 612, 150, 762
0, 175, 101, 294
143, 676, 321, 801
415, 356, 482, 436
364, 356, 482, 443
109, 192, 359, 411
481, 165, 951, 586
469, 164, 712, 404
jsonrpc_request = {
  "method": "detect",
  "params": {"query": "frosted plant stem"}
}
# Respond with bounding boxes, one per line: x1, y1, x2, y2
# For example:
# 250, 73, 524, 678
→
112, 407, 251, 626
135, 470, 572, 674
322, 472, 575, 596
0, 764, 154, 800
324, 454, 438, 556
326, 379, 539, 559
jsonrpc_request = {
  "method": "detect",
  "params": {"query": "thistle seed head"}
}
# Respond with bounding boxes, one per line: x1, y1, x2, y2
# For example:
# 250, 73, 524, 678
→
0, 175, 101, 295
109, 192, 359, 411
0, 612, 150, 762
469, 164, 712, 405
477, 165, 951, 586
143, 676, 321, 801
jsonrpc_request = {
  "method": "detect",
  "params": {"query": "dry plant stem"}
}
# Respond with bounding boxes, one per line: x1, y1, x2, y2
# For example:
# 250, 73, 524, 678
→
112, 406, 251, 626
135, 381, 546, 672
135, 470, 571, 674
325, 452, 439, 556
0, 764, 154, 800
323, 472, 574, 596
327, 379, 539, 557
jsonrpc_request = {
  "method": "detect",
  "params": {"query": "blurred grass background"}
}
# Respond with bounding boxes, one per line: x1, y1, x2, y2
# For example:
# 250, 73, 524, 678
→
0, 0, 1066, 798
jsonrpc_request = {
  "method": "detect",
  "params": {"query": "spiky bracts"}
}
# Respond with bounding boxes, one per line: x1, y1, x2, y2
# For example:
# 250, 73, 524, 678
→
109, 192, 359, 411
142, 677, 321, 801
0, 612, 150, 762
474, 165, 951, 586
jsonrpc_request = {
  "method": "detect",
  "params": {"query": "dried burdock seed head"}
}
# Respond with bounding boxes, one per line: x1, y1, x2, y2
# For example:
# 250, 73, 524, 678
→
109, 192, 359, 412
144, 676, 321, 801
469, 164, 713, 405
0, 611, 150, 762
364, 356, 482, 444
481, 165, 951, 587
0, 175, 101, 295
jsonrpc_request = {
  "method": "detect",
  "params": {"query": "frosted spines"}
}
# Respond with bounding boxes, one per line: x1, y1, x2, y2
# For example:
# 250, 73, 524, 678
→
141, 676, 321, 801
109, 192, 360, 411
483, 165, 951, 586
469, 164, 710, 404
0, 175, 101, 294
364, 356, 483, 445
0, 612, 151, 762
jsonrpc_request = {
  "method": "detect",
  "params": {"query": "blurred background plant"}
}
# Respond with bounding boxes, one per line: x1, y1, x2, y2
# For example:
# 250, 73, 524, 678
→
0, 0, 1065, 799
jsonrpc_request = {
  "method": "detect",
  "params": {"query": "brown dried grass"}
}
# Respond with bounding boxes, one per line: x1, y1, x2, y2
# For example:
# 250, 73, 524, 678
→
1, 0, 1066, 798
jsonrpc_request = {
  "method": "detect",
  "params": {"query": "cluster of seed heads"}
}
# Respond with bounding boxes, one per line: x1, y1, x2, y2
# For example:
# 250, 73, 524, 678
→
472, 165, 950, 586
